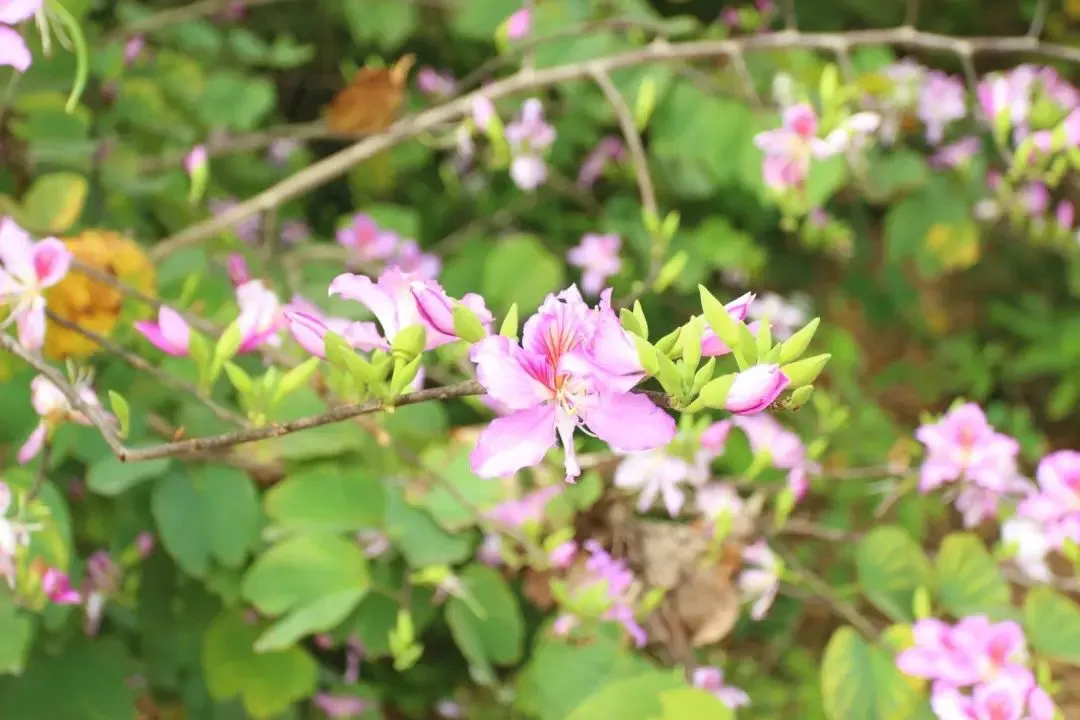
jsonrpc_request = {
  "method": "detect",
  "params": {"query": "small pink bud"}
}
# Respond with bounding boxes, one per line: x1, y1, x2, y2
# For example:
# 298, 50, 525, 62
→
410, 283, 455, 337
184, 144, 207, 175
284, 310, 330, 359
506, 8, 531, 40
42, 568, 81, 605
699, 420, 733, 453
227, 253, 249, 286
725, 364, 790, 415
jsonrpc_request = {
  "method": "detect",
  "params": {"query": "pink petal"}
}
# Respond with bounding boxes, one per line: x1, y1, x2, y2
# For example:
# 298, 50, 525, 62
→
328, 273, 398, 337
341, 320, 389, 352
17, 422, 46, 464
284, 309, 329, 357
470, 404, 557, 478
0, 0, 41, 24
0, 26, 31, 72
584, 392, 676, 452
469, 335, 551, 411
15, 296, 46, 350
0, 216, 34, 278
157, 307, 191, 351
31, 238, 71, 287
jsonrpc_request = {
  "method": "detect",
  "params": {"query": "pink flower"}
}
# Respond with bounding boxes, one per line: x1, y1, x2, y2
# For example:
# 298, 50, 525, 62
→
1021, 182, 1050, 217
329, 269, 487, 352
0, 26, 31, 71
135, 306, 191, 356
725, 364, 789, 415
732, 414, 819, 500
917, 71, 967, 145
312, 693, 374, 718
699, 420, 733, 453
266, 138, 300, 165
209, 197, 261, 244
280, 219, 310, 246
0, 218, 71, 350
19, 374, 100, 463
897, 616, 1030, 688
123, 35, 144, 64
410, 283, 493, 339
1056, 200, 1075, 231
336, 213, 398, 263
486, 485, 561, 527
549, 540, 576, 569
746, 291, 808, 341
568, 233, 621, 297
468, 287, 675, 481
391, 238, 441, 280
753, 104, 844, 190
226, 253, 249, 286
738, 540, 779, 620
416, 67, 456, 97
42, 568, 81, 605
184, 144, 207, 175
700, 291, 757, 356
1017, 450, 1080, 549
506, 99, 555, 191
692, 667, 751, 710
505, 8, 531, 40
235, 279, 285, 352
615, 448, 701, 517
577, 135, 624, 188
914, 403, 1020, 492
472, 96, 496, 131
0, 0, 40, 24
932, 136, 981, 169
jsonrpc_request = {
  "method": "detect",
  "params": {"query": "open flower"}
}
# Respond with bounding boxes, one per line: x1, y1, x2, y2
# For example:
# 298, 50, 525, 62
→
0, 218, 72, 350
282, 295, 356, 359
738, 540, 779, 620
614, 448, 700, 517
506, 98, 556, 190
915, 403, 1020, 493
336, 213, 398, 263
41, 567, 81, 605
568, 233, 621, 297
235, 279, 285, 351
732, 414, 819, 500
692, 666, 751, 710
1016, 450, 1080, 549
134, 306, 191, 356
19, 373, 100, 463
0, 0, 40, 72
468, 286, 675, 481
917, 71, 967, 145
753, 104, 844, 189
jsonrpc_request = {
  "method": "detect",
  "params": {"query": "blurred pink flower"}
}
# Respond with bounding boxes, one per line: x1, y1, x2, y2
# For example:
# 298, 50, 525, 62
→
738, 540, 779, 620
568, 233, 621, 297
0, 218, 71, 350
336, 213, 398, 263
917, 71, 967, 145
505, 8, 531, 40
692, 666, 751, 709
914, 403, 1020, 493
42, 568, 81, 605
135, 307, 191, 356
19, 374, 100, 464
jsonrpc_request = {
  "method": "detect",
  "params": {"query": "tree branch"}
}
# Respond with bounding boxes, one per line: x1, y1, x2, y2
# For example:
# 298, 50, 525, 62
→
149, 26, 1072, 261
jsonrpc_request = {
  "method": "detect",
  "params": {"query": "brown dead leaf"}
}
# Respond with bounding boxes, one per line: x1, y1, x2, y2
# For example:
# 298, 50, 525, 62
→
637, 521, 742, 648
522, 567, 555, 610
325, 54, 416, 134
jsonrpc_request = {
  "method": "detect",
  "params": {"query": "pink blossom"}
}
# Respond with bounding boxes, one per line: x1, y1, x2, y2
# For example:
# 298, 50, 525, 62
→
738, 540, 779, 620
505, 99, 555, 191
696, 482, 745, 522
134, 306, 191, 356
700, 291, 756, 356
329, 269, 487, 352
266, 138, 300, 165
549, 540, 577, 569
732, 414, 819, 500
0, 218, 72, 350
1021, 182, 1050, 216
1016, 450, 1080, 549
897, 616, 1030, 688
0, 0, 40, 24
614, 449, 701, 517
914, 403, 1020, 492
226, 253, 249, 286
391, 238, 441, 280
699, 420, 733, 453
1057, 200, 1075, 231
0, 482, 35, 588
577, 540, 646, 646
567, 233, 621, 297
468, 286, 675, 481
917, 71, 967, 145
416, 67, 456, 97
0, 26, 31, 71
577, 135, 624, 188
280, 219, 310, 246
123, 35, 145, 64
312, 693, 374, 718
18, 374, 100, 463
753, 104, 853, 190
281, 296, 358, 358
336, 214, 398, 263
472, 96, 496, 131
486, 485, 561, 527
932, 136, 981, 169
136, 532, 156, 558
235, 279, 285, 352
725, 364, 789, 415
692, 666, 751, 709
410, 283, 493, 339
209, 197, 261, 244
505, 8, 531, 40
41, 568, 81, 605
184, 144, 207, 175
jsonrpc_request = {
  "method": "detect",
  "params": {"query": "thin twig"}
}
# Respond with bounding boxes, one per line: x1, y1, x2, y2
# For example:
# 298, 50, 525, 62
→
589, 66, 657, 219
43, 310, 247, 426
781, 0, 798, 31
1028, 0, 1050, 40
149, 27, 1065, 261
903, 0, 920, 29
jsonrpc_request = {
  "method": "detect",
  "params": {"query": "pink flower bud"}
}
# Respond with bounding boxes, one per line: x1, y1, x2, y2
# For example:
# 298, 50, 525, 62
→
725, 364, 790, 415
549, 540, 577, 569
700, 420, 733, 453
472, 96, 496, 130
184, 144, 207, 175
506, 8, 531, 40
227, 253, 249, 286
42, 568, 81, 605
283, 310, 330, 358
410, 283, 456, 337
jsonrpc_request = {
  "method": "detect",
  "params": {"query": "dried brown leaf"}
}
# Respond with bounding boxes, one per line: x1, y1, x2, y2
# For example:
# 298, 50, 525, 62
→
325, 54, 416, 134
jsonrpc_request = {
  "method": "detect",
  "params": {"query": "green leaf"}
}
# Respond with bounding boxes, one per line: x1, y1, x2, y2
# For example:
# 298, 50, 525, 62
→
107, 391, 131, 439
87, 455, 173, 496
856, 525, 933, 623
0, 590, 33, 675
869, 149, 928, 197
934, 532, 1012, 620
20, 172, 88, 232
820, 626, 924, 720
653, 688, 735, 719
566, 670, 687, 720
0, 638, 136, 718
805, 154, 849, 207
1023, 587, 1080, 665
196, 72, 275, 131
255, 588, 367, 653
264, 463, 384, 534
151, 466, 260, 578
203, 610, 317, 719
241, 534, 370, 616
446, 564, 525, 666
449, 0, 521, 39
482, 234, 565, 314
516, 629, 655, 720
341, 0, 418, 49
383, 485, 473, 566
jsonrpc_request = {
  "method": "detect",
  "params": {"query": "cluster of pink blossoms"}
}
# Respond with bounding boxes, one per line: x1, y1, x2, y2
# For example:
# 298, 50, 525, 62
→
336, 213, 440, 280
552, 540, 646, 647
0, 218, 73, 351
914, 403, 1030, 528
1013, 450, 1080, 557
0, 481, 78, 606
897, 616, 1055, 719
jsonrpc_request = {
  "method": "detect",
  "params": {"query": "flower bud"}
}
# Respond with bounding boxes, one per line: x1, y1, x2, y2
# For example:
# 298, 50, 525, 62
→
725, 364, 790, 415
227, 253, 249, 286
284, 310, 330, 358
184, 144, 208, 203
410, 283, 455, 337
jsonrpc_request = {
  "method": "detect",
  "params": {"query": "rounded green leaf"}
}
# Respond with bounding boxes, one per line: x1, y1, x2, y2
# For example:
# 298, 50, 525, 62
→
856, 525, 932, 622
445, 564, 525, 667
241, 534, 370, 616
821, 627, 923, 720
1023, 587, 1080, 665
264, 463, 384, 534
482, 234, 565, 314
655, 688, 734, 720
566, 670, 687, 720
88, 456, 173, 496
255, 589, 367, 653
934, 533, 1012, 620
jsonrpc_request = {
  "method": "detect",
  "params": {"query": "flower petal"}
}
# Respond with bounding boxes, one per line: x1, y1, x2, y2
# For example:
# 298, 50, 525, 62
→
469, 335, 551, 411
470, 404, 557, 478
584, 391, 675, 452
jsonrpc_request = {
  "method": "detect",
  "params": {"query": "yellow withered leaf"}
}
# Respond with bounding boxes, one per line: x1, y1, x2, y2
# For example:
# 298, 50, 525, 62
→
925, 221, 980, 273
44, 230, 156, 360
325, 54, 416, 134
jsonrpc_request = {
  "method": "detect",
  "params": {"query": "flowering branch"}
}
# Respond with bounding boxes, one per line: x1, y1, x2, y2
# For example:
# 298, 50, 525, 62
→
149, 25, 1080, 261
